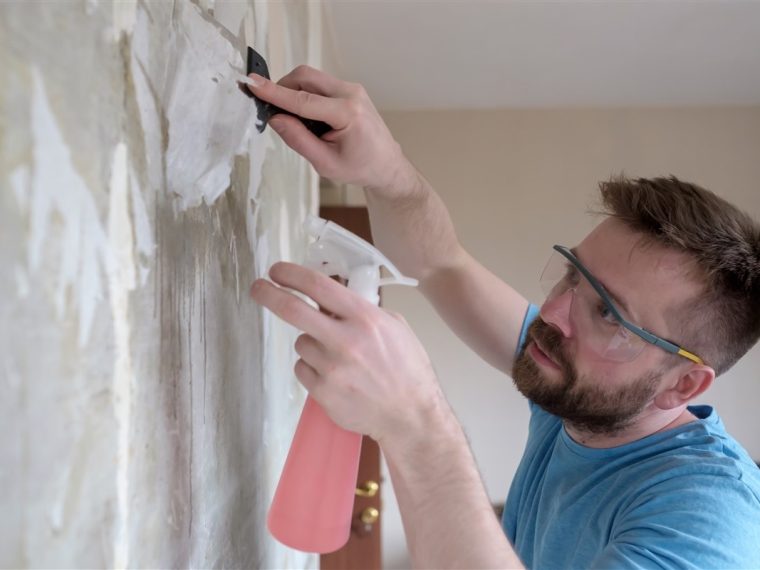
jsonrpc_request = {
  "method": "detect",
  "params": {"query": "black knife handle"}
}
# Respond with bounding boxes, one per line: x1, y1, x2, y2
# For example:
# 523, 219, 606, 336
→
246, 47, 332, 138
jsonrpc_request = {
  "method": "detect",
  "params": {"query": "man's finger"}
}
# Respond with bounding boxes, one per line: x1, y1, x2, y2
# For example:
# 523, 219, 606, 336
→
294, 358, 321, 394
268, 114, 338, 176
294, 334, 331, 375
246, 74, 351, 129
277, 65, 356, 98
268, 261, 365, 318
250, 279, 339, 341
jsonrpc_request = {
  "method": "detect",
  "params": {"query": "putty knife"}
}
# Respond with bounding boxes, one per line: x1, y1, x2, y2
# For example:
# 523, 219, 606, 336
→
245, 47, 332, 138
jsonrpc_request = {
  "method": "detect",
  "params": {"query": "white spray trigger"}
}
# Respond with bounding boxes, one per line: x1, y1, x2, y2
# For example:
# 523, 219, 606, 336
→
304, 214, 418, 305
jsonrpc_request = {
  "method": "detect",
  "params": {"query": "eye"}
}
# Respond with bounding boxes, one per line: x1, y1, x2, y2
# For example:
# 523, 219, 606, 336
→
597, 302, 619, 325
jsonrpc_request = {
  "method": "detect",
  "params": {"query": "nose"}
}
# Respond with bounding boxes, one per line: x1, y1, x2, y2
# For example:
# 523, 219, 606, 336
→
540, 288, 573, 338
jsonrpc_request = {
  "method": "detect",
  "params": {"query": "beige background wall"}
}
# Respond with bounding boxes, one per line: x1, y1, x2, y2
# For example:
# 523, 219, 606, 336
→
366, 107, 760, 569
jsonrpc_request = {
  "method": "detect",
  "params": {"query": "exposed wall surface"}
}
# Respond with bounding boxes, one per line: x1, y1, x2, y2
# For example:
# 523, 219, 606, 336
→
376, 107, 760, 569
0, 1, 319, 568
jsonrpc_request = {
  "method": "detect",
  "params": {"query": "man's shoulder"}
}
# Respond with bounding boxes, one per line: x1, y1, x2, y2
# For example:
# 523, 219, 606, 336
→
523, 401, 760, 499
608, 412, 760, 567
621, 408, 760, 508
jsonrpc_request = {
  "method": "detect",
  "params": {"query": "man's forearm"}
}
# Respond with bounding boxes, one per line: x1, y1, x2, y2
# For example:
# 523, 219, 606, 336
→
365, 165, 466, 284
365, 163, 528, 374
379, 396, 524, 569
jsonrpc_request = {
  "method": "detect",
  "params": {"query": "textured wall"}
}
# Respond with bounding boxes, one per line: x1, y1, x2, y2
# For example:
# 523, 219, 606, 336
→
0, 1, 318, 568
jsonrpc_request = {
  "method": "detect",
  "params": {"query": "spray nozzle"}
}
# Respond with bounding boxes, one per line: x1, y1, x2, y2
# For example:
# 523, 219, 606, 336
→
304, 215, 417, 305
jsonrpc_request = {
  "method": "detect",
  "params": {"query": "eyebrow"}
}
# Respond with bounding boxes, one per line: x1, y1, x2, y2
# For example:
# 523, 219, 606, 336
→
570, 246, 634, 319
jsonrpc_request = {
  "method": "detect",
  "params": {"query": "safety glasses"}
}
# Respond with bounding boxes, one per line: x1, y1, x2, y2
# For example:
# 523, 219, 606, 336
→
540, 245, 703, 364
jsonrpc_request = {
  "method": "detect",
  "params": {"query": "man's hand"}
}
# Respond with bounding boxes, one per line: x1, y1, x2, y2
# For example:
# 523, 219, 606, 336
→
249, 261, 444, 443
246, 66, 417, 196
252, 263, 524, 569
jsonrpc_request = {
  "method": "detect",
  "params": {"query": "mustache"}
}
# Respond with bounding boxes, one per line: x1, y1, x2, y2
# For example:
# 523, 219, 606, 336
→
528, 318, 571, 370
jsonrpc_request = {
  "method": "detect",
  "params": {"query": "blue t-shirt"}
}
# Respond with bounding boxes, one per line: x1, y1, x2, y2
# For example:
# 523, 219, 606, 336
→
503, 304, 760, 569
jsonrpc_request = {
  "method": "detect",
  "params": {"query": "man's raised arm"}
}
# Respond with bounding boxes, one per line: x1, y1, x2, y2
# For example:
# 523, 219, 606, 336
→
246, 66, 529, 373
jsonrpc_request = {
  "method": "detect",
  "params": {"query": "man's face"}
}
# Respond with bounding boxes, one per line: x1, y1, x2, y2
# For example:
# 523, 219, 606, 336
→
512, 219, 702, 435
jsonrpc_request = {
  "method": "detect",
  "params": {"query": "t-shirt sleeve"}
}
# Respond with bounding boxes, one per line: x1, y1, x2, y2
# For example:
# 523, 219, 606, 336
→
589, 474, 760, 570
515, 303, 540, 358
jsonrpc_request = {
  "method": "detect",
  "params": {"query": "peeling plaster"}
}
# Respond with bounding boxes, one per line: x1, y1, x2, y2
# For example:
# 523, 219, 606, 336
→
107, 142, 135, 569
131, 1, 255, 211
28, 67, 115, 347
2, 2, 320, 568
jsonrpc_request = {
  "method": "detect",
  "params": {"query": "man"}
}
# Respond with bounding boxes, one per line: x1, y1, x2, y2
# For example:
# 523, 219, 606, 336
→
246, 66, 760, 568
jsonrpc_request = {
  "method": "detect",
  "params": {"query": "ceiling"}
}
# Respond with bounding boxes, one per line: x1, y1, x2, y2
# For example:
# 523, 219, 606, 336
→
323, 1, 760, 110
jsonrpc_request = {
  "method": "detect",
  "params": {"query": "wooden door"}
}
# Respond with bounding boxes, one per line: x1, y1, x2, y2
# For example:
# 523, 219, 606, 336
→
319, 206, 383, 570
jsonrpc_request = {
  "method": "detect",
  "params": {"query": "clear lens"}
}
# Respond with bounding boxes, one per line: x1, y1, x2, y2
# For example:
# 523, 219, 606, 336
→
540, 250, 647, 362
540, 252, 579, 299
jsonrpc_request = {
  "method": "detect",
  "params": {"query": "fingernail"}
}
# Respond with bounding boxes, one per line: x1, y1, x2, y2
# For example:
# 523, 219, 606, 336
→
247, 73, 265, 87
269, 116, 285, 132
250, 280, 263, 296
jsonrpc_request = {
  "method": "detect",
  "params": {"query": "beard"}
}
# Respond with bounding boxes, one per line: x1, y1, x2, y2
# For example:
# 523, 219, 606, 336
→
512, 317, 662, 436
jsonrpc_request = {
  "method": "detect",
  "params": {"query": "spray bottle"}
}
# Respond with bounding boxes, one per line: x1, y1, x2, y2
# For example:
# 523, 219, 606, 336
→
267, 214, 418, 553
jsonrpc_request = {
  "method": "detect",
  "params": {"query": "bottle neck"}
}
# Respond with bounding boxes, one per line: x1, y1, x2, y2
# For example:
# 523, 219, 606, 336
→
347, 265, 381, 306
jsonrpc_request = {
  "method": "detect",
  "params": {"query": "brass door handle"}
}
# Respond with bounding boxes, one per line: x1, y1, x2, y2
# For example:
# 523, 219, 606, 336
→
355, 480, 379, 498
352, 507, 380, 537
360, 507, 379, 525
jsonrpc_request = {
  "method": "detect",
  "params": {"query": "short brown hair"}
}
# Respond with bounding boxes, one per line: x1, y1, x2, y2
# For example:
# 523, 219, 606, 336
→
599, 175, 760, 375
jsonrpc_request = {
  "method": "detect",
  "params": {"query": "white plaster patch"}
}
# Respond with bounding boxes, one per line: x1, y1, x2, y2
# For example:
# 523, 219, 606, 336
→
254, 232, 271, 285
129, 18, 164, 196
236, 75, 266, 133
132, 2, 255, 210
245, 128, 273, 256
107, 142, 136, 570
112, 0, 137, 41
262, 419, 270, 448
229, 233, 240, 302
28, 67, 115, 347
9, 166, 29, 214
48, 478, 66, 532
108, 144, 136, 290
128, 167, 154, 286
277, 200, 292, 263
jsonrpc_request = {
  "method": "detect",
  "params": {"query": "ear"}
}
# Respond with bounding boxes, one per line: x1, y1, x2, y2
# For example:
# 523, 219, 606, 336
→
654, 365, 715, 410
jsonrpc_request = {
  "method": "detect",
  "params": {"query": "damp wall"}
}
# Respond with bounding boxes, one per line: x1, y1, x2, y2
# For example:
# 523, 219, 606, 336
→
0, 1, 319, 568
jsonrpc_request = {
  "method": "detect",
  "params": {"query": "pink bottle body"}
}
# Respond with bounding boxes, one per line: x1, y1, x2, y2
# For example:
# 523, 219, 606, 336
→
267, 395, 363, 553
